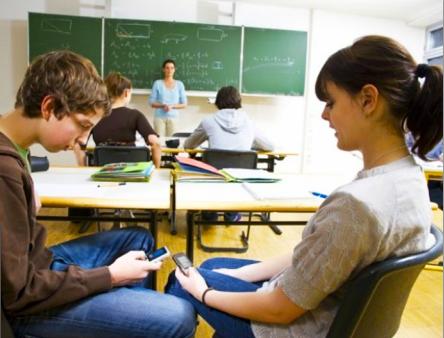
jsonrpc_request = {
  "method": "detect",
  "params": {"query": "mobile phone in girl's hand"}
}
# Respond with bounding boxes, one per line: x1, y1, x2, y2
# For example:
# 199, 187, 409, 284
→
172, 252, 193, 276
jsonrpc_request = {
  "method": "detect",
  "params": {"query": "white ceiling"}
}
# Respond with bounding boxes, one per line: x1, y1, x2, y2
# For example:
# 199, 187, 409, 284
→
228, 0, 443, 27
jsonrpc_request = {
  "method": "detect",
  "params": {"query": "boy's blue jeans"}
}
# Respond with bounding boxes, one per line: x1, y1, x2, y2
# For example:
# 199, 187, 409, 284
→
166, 257, 264, 338
10, 226, 196, 338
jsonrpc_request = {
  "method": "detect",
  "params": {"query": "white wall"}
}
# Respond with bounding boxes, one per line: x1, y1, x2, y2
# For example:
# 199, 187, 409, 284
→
0, 0, 427, 174
303, 10, 426, 174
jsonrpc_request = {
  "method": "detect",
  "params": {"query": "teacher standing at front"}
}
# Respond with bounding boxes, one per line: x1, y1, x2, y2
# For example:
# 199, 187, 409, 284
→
149, 59, 187, 136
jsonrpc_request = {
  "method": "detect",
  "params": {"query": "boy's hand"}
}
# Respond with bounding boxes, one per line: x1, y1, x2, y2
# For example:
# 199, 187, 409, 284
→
33, 188, 42, 214
109, 251, 162, 287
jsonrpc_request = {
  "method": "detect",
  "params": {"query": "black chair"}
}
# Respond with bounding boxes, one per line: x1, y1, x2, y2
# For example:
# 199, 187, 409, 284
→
93, 145, 150, 166
196, 149, 258, 253
202, 149, 257, 170
327, 224, 443, 338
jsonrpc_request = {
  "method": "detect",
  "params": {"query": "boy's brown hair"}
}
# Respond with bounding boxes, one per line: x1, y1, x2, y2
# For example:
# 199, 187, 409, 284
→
15, 50, 110, 119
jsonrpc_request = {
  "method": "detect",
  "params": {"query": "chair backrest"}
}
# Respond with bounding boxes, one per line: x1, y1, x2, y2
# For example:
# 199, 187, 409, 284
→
202, 149, 258, 169
327, 224, 443, 338
93, 146, 150, 166
172, 132, 191, 138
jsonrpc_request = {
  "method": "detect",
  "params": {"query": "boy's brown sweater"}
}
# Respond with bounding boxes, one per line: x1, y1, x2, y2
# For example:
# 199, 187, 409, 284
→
0, 132, 111, 316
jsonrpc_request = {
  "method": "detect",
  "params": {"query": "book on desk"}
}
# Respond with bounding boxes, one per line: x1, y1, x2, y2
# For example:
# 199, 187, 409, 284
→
91, 161, 154, 182
173, 156, 280, 183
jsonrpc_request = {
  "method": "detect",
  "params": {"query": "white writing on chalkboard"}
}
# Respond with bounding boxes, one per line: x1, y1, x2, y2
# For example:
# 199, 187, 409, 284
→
42, 18, 72, 34
104, 21, 241, 90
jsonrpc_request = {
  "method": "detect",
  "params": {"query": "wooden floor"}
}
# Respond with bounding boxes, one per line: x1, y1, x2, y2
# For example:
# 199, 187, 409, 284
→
42, 208, 443, 338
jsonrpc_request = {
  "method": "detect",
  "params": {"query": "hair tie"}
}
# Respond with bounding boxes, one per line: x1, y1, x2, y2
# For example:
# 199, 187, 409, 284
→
415, 63, 430, 78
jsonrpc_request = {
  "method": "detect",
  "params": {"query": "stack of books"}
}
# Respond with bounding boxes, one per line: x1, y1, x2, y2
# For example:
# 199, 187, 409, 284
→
91, 161, 155, 182
173, 156, 280, 183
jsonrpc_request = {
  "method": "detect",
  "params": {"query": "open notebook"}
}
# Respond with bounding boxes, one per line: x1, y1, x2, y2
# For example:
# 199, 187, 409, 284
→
174, 156, 280, 183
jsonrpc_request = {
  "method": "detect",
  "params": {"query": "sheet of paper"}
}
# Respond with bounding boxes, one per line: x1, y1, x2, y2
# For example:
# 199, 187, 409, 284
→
242, 182, 315, 200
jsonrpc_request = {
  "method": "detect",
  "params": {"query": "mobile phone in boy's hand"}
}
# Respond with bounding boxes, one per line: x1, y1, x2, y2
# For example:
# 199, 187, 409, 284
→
172, 253, 193, 276
147, 246, 170, 263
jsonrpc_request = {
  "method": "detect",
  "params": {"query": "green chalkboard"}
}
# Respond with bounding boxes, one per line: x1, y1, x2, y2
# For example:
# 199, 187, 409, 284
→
242, 27, 307, 96
104, 18, 242, 91
28, 13, 102, 72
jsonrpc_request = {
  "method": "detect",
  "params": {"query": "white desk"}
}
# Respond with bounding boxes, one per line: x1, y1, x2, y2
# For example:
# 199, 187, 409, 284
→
175, 173, 353, 260
32, 167, 171, 210
33, 167, 171, 246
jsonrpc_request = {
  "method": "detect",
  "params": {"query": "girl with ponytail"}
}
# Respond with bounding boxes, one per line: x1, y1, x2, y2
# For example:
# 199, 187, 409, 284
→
166, 36, 442, 338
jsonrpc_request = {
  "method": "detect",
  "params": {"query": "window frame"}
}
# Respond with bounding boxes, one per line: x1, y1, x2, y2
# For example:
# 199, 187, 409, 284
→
424, 22, 443, 64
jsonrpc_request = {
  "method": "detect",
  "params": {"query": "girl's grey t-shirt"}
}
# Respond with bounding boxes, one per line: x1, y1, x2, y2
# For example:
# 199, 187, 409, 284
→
252, 156, 432, 338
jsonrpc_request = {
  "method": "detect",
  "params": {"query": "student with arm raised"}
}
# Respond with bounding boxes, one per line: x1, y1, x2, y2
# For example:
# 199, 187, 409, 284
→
165, 35, 443, 338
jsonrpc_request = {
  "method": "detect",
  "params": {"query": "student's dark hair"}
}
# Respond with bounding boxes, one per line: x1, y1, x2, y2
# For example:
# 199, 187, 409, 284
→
15, 50, 111, 119
215, 86, 242, 109
105, 72, 132, 100
162, 59, 176, 68
315, 35, 443, 160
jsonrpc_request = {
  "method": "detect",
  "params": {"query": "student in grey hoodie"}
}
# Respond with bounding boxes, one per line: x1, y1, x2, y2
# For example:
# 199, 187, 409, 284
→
183, 86, 274, 151
184, 86, 273, 222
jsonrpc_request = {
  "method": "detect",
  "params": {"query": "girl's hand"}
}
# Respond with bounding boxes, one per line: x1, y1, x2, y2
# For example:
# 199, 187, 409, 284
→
175, 267, 208, 301
109, 251, 162, 287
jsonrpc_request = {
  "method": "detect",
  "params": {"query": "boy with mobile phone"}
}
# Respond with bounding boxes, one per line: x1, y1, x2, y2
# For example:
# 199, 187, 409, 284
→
0, 50, 195, 338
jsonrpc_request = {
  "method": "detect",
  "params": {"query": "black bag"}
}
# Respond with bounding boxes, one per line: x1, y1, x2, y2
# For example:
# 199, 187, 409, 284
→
30, 156, 49, 172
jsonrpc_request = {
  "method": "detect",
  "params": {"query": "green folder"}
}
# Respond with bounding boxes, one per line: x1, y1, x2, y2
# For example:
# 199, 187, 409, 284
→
91, 161, 154, 182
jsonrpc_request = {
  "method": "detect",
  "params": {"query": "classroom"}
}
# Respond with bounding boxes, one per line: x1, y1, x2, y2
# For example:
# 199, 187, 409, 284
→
0, 0, 443, 337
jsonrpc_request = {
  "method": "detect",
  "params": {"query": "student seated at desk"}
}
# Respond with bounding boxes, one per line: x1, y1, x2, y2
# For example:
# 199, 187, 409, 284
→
183, 85, 274, 152
74, 72, 161, 167
184, 85, 274, 222
166, 35, 443, 338
0, 51, 195, 338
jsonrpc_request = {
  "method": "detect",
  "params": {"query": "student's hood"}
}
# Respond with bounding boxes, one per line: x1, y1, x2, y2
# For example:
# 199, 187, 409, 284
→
213, 109, 249, 134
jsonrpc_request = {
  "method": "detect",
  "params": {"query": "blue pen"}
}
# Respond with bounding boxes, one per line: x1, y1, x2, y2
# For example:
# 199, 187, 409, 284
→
311, 191, 328, 199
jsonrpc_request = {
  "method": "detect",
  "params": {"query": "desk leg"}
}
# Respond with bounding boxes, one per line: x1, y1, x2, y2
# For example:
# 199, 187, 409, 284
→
150, 210, 158, 290
267, 155, 275, 172
258, 212, 282, 235
186, 211, 195, 262
170, 180, 177, 235
150, 211, 158, 246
